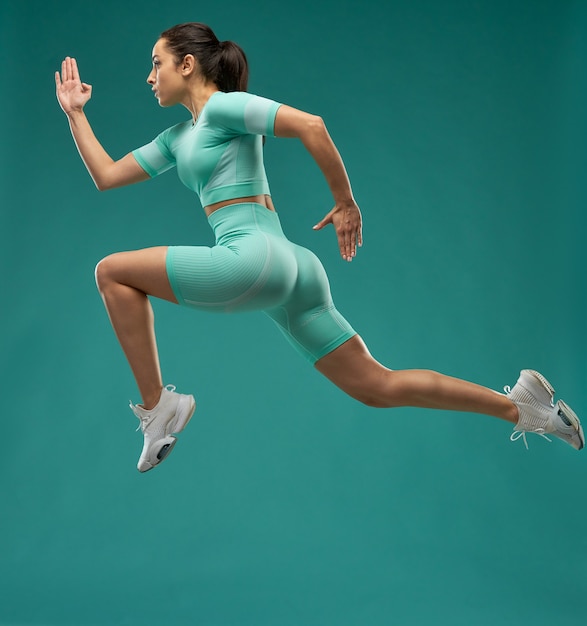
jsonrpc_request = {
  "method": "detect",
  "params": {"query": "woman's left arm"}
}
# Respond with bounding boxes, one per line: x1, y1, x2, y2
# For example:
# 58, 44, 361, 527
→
274, 105, 362, 262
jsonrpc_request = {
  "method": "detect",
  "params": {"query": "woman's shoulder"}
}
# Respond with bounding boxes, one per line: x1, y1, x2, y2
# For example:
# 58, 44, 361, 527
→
207, 91, 276, 108
162, 119, 192, 137
208, 91, 255, 107
154, 119, 192, 145
206, 91, 279, 117
212, 90, 257, 99
204, 91, 254, 123
205, 91, 282, 135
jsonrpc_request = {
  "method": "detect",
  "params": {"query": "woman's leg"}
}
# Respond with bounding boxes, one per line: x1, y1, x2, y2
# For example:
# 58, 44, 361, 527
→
315, 335, 519, 423
94, 246, 177, 409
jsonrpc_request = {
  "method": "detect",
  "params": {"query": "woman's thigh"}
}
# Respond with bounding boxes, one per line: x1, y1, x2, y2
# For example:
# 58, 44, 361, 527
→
95, 246, 178, 303
168, 236, 297, 312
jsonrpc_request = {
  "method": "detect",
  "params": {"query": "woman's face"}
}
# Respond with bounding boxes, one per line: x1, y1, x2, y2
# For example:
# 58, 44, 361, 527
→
147, 39, 185, 106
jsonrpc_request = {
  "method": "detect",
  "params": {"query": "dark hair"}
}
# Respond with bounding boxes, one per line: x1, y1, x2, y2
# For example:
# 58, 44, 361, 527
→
160, 22, 248, 92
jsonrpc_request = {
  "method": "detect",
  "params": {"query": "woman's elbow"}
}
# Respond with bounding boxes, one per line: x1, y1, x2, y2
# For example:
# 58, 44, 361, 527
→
299, 115, 327, 142
95, 179, 113, 192
94, 172, 120, 191
307, 115, 326, 133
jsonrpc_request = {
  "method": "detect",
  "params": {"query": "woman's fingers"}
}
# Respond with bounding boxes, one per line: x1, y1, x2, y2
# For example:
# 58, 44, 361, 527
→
66, 57, 74, 82
349, 233, 357, 260
340, 209, 362, 261
341, 232, 349, 261
313, 209, 334, 231
342, 231, 358, 262
58, 57, 80, 84
55, 56, 92, 114
59, 58, 69, 84
336, 223, 353, 261
314, 203, 363, 261
71, 57, 81, 82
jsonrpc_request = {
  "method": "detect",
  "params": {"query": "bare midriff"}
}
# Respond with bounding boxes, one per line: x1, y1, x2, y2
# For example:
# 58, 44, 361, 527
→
204, 195, 276, 217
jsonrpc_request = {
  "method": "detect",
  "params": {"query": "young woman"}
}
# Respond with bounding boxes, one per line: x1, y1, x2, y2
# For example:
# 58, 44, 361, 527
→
55, 22, 583, 472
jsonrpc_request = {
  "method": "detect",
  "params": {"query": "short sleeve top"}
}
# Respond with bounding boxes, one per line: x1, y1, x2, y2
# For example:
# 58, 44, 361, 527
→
132, 91, 282, 207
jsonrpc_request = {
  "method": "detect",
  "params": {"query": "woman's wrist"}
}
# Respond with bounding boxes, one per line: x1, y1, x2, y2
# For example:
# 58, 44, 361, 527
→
334, 197, 357, 209
66, 108, 86, 121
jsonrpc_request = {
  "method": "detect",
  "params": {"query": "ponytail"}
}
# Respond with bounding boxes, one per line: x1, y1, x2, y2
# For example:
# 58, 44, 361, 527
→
160, 22, 249, 92
217, 40, 248, 92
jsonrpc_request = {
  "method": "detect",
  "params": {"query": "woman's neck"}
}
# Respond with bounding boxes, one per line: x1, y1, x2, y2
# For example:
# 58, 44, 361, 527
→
181, 81, 220, 124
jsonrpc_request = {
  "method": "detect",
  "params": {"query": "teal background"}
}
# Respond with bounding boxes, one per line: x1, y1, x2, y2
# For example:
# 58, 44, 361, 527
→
1, 0, 586, 624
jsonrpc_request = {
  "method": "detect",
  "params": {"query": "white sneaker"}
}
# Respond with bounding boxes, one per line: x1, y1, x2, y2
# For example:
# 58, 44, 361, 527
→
505, 369, 584, 450
130, 385, 196, 472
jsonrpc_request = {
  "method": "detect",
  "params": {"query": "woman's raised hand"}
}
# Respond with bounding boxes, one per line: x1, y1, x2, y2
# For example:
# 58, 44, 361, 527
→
313, 200, 363, 262
55, 57, 92, 115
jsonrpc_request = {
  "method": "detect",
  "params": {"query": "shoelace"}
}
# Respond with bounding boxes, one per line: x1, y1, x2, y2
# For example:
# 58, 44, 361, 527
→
504, 385, 552, 449
130, 400, 157, 432
509, 429, 552, 450
131, 385, 178, 432
132, 403, 147, 432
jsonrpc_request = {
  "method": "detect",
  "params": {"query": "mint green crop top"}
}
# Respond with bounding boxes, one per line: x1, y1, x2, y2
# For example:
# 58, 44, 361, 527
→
132, 91, 282, 207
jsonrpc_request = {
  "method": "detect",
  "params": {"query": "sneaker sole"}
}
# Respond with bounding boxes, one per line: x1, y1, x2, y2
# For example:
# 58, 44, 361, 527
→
138, 436, 178, 473
156, 437, 178, 462
558, 400, 585, 450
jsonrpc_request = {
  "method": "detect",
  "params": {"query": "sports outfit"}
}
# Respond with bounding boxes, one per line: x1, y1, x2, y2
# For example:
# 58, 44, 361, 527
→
132, 91, 356, 363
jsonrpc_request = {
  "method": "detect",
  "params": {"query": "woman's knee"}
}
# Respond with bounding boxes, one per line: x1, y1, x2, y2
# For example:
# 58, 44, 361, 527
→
350, 380, 402, 409
316, 336, 403, 408
356, 369, 444, 409
325, 368, 403, 409
341, 367, 411, 409
94, 253, 119, 292
354, 392, 392, 409
94, 248, 177, 303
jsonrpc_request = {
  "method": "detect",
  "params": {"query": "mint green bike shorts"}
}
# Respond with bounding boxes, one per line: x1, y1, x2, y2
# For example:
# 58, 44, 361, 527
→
165, 203, 356, 363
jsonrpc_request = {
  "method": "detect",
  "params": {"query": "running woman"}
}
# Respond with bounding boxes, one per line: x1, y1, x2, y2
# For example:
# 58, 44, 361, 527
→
55, 22, 583, 471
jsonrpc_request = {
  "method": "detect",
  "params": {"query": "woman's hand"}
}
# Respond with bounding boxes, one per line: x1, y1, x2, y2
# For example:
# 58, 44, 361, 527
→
313, 201, 363, 262
273, 107, 361, 261
55, 57, 92, 115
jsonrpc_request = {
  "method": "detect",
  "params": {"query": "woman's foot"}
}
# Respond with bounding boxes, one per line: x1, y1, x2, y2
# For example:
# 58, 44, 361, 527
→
130, 385, 196, 472
505, 370, 584, 450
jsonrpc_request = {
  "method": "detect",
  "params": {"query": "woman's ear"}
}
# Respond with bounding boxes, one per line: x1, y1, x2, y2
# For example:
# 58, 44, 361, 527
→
180, 54, 197, 76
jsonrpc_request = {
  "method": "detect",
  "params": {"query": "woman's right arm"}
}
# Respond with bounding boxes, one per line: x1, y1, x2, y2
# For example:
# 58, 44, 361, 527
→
56, 57, 149, 191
